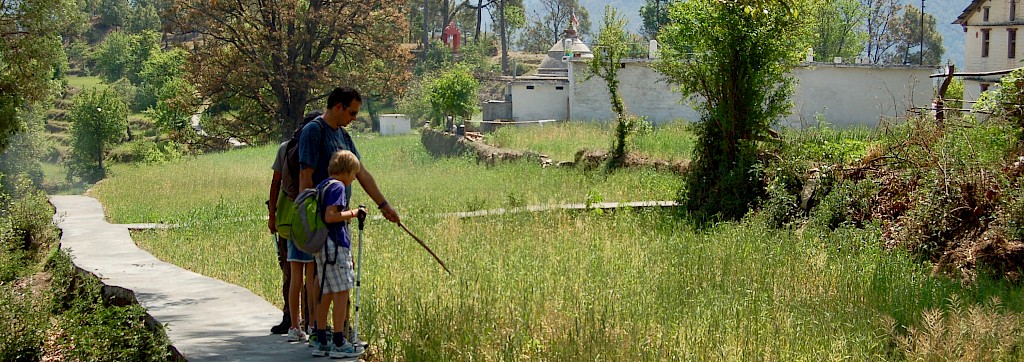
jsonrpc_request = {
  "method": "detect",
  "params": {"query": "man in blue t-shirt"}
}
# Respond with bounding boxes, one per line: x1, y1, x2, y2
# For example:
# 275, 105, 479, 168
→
298, 87, 400, 223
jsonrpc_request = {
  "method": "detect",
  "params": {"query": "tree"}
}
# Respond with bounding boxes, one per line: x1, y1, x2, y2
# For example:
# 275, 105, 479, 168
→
518, 0, 590, 53
639, 0, 675, 40
148, 77, 197, 136
655, 0, 808, 220
428, 64, 479, 128
886, 4, 943, 65
91, 31, 161, 84
68, 90, 129, 182
137, 48, 188, 111
490, 0, 525, 74
808, 0, 867, 61
588, 6, 631, 170
169, 0, 407, 141
862, 0, 901, 64
1, 0, 75, 153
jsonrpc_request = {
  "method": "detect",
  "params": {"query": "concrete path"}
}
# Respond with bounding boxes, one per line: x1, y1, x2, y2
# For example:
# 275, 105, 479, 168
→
51, 195, 311, 361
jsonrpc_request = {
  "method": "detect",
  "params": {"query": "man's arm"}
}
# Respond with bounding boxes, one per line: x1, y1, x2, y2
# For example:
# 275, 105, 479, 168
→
356, 165, 400, 223
268, 171, 282, 233
299, 168, 314, 191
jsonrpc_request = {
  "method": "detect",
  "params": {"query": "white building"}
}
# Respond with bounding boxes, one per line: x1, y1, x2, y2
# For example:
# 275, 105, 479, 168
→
954, 0, 1023, 104
485, 27, 937, 129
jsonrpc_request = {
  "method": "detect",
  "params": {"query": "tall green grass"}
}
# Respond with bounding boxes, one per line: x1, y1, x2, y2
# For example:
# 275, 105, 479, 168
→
91, 135, 680, 224
485, 121, 696, 162
92, 133, 1024, 360
65, 76, 108, 92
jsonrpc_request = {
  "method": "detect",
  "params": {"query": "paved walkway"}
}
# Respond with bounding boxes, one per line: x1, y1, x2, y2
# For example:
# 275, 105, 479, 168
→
50, 195, 310, 361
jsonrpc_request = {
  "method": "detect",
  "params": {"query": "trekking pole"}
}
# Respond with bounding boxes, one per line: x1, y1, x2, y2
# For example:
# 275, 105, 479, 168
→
352, 205, 367, 352
397, 222, 452, 275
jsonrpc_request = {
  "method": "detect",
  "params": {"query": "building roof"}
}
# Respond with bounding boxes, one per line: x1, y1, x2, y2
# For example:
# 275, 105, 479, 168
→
954, 0, 985, 25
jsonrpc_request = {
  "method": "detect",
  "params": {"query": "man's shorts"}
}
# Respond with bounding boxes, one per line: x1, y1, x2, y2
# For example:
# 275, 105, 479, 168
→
314, 237, 355, 294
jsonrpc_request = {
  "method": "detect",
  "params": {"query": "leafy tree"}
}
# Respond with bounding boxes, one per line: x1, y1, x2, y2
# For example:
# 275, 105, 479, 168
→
808, 0, 866, 61
886, 4, 943, 65
68, 90, 129, 182
639, 0, 676, 40
168, 0, 407, 140
147, 78, 197, 136
518, 0, 590, 53
862, 0, 901, 64
1, 0, 75, 153
428, 64, 479, 128
126, 3, 162, 34
96, 0, 131, 29
655, 0, 808, 220
137, 48, 187, 111
92, 31, 161, 84
588, 6, 631, 170
491, 0, 526, 75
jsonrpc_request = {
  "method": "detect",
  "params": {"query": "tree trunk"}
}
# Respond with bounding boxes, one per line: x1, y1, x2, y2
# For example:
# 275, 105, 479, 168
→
499, 0, 509, 75
422, 0, 430, 56
475, 0, 483, 42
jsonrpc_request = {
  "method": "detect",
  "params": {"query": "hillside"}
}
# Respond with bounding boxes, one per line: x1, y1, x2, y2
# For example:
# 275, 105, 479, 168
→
523, 0, 968, 67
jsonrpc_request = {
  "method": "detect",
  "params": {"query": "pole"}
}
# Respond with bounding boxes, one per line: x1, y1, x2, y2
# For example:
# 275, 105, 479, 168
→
920, 0, 925, 65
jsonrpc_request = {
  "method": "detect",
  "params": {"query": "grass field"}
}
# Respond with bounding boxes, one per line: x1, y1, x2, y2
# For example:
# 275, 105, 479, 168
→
90, 133, 1024, 360
484, 121, 696, 162
65, 75, 108, 92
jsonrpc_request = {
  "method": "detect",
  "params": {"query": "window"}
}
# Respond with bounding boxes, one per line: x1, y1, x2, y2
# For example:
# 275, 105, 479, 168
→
981, 83, 990, 93
1013, 1, 1018, 21
555, 86, 564, 90
984, 6, 991, 22
526, 85, 535, 90
982, 29, 991, 57
1011, 29, 1018, 58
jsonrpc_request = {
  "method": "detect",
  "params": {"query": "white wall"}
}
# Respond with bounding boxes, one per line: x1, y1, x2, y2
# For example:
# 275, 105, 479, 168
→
569, 60, 701, 124
563, 61, 935, 128
510, 82, 569, 121
787, 65, 935, 127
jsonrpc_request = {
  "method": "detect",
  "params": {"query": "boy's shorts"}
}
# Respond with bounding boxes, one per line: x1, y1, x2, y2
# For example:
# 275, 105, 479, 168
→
286, 238, 314, 263
314, 237, 355, 294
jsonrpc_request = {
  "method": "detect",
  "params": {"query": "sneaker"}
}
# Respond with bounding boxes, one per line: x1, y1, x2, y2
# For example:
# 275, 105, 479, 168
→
287, 327, 308, 342
308, 334, 317, 348
311, 339, 329, 357
328, 339, 362, 359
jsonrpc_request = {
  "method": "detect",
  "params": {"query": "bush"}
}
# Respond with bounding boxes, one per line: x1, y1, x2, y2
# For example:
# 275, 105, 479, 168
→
809, 179, 878, 231
108, 140, 183, 164
0, 288, 45, 362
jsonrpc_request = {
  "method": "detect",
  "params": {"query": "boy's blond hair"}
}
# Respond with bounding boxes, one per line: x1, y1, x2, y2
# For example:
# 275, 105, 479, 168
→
328, 150, 361, 176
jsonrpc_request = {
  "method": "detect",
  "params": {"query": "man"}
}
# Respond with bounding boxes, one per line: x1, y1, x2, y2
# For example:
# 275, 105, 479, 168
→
298, 87, 400, 223
298, 87, 399, 354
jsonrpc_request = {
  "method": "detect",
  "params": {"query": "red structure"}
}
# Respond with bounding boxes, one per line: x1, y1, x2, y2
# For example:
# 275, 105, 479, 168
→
442, 21, 461, 53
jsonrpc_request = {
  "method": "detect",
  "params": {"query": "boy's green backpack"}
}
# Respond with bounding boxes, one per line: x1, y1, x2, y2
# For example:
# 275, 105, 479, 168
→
283, 180, 339, 254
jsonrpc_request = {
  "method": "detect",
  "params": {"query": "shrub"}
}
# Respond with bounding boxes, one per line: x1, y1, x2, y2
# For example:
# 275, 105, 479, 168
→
0, 288, 45, 362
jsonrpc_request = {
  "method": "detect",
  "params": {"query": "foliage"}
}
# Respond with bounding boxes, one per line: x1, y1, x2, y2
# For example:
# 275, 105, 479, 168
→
136, 48, 187, 112
655, 0, 809, 220
517, 0, 590, 52
977, 69, 1024, 135
808, 0, 867, 61
428, 64, 479, 125
147, 77, 198, 135
946, 77, 964, 110
885, 4, 944, 65
397, 76, 441, 127
587, 6, 631, 171
639, 0, 676, 40
91, 31, 161, 84
169, 0, 408, 140
862, 0, 902, 64
0, 103, 49, 193
0, 0, 75, 153
68, 90, 129, 183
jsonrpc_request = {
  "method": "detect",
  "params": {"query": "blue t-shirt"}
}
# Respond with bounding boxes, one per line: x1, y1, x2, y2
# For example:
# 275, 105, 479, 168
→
298, 116, 361, 205
317, 178, 351, 249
